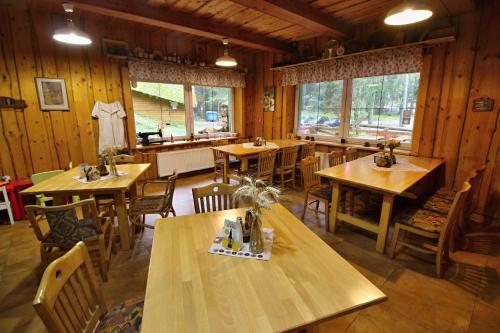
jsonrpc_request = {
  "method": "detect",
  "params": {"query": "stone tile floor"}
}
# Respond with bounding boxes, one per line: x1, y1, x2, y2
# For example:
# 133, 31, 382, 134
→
0, 172, 498, 332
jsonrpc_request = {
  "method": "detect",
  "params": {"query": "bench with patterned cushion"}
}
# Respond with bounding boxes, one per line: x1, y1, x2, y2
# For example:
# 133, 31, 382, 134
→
394, 208, 447, 233
421, 195, 452, 215
433, 187, 456, 201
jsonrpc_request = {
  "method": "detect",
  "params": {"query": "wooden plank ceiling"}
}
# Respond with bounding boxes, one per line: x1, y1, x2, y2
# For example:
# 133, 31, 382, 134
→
58, 0, 475, 52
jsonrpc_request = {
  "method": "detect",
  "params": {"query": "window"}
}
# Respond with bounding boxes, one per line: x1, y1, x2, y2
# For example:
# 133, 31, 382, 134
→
192, 86, 232, 134
296, 72, 420, 146
131, 82, 233, 139
297, 81, 343, 138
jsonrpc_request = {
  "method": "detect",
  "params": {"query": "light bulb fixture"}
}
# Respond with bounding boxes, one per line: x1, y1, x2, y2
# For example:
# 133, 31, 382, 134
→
53, 3, 92, 45
384, 1, 433, 26
215, 38, 237, 67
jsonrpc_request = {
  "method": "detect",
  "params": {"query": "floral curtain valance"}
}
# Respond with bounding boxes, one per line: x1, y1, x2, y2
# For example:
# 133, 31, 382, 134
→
277, 46, 423, 86
128, 59, 246, 88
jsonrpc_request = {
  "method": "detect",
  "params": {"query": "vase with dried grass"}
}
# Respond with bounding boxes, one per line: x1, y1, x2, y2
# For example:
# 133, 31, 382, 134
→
233, 177, 280, 254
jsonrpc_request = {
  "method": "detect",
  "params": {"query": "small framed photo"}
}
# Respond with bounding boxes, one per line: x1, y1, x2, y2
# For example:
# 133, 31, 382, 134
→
264, 86, 275, 112
35, 78, 69, 111
102, 38, 129, 58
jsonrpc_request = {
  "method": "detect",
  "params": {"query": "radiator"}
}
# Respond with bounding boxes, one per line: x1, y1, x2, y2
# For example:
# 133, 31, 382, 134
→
157, 148, 214, 177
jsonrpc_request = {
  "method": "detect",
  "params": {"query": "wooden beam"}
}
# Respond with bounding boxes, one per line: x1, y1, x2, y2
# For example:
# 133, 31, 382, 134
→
230, 0, 351, 39
70, 0, 291, 53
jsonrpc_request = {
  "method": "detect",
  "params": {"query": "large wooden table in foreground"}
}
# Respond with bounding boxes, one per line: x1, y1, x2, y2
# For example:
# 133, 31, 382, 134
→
316, 154, 444, 254
142, 204, 386, 332
21, 163, 150, 250
212, 139, 305, 183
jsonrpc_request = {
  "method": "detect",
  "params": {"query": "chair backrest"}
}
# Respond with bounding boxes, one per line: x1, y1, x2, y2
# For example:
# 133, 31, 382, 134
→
31, 170, 64, 185
438, 182, 472, 258
328, 150, 344, 167
33, 242, 107, 333
164, 173, 178, 210
212, 139, 229, 147
192, 183, 237, 213
279, 146, 299, 170
465, 165, 486, 217
114, 154, 135, 164
25, 199, 102, 248
301, 156, 321, 190
344, 147, 358, 162
257, 150, 277, 180
235, 138, 249, 144
300, 143, 316, 160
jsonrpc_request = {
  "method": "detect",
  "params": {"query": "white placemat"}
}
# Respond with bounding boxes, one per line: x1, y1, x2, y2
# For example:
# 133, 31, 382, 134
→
72, 172, 127, 184
208, 227, 274, 261
242, 142, 279, 149
371, 160, 428, 172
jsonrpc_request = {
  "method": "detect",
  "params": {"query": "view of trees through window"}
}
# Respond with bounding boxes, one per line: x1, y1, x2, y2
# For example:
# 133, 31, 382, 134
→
131, 82, 233, 138
192, 86, 232, 134
297, 72, 420, 144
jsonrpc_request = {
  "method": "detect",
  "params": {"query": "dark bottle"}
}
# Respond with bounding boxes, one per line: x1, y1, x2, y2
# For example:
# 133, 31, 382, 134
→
227, 229, 233, 249
170, 134, 174, 143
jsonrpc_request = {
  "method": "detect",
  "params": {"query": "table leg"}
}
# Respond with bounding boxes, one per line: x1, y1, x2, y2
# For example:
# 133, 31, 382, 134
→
376, 193, 395, 254
240, 158, 249, 173
114, 190, 131, 250
329, 182, 341, 233
223, 154, 230, 184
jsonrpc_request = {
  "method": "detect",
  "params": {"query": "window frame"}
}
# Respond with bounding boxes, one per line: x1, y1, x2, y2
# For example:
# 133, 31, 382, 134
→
131, 81, 235, 139
295, 74, 419, 150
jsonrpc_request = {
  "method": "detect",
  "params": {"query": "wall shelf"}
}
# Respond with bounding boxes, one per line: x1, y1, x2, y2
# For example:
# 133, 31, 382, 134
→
270, 36, 456, 71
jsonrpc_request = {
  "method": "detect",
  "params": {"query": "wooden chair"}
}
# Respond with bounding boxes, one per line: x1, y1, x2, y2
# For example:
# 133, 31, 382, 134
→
25, 199, 114, 281
296, 143, 316, 186
254, 150, 277, 183
31, 170, 64, 206
300, 156, 331, 231
275, 146, 299, 190
129, 173, 177, 246
344, 147, 359, 162
390, 182, 471, 277
33, 242, 144, 333
0, 186, 14, 224
212, 140, 230, 181
192, 183, 237, 213
328, 150, 344, 167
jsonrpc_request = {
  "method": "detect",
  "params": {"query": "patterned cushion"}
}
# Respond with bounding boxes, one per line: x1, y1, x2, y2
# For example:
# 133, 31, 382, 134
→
95, 298, 143, 333
422, 195, 452, 215
309, 184, 332, 201
433, 187, 456, 201
44, 210, 98, 250
395, 209, 447, 233
129, 196, 165, 214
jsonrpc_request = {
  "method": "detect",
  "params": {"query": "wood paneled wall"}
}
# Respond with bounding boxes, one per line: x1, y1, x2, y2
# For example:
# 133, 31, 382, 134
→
244, 2, 500, 219
0, 0, 252, 180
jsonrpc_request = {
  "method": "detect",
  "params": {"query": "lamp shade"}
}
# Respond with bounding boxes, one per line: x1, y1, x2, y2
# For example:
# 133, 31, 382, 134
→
216, 38, 237, 67
384, 2, 433, 26
53, 24, 92, 45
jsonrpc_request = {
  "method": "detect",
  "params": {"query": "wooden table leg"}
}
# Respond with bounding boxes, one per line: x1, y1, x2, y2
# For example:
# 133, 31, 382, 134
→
223, 154, 230, 184
376, 193, 395, 254
114, 190, 131, 250
329, 182, 341, 233
240, 158, 249, 173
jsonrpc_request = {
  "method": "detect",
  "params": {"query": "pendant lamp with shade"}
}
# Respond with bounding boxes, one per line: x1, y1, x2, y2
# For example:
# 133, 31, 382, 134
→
215, 38, 237, 67
384, 1, 433, 26
53, 3, 92, 45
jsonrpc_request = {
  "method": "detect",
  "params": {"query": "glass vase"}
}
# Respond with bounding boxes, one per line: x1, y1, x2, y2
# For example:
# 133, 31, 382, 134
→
249, 214, 264, 254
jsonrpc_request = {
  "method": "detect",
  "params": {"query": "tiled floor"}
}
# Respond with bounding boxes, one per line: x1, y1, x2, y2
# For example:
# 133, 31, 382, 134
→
0, 172, 498, 332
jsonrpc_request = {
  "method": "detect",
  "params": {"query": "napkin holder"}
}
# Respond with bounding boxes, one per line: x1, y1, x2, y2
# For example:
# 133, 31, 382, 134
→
221, 219, 243, 251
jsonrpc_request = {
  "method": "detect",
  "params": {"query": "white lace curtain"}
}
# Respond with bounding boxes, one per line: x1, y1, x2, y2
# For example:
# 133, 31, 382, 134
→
277, 46, 423, 86
128, 59, 246, 88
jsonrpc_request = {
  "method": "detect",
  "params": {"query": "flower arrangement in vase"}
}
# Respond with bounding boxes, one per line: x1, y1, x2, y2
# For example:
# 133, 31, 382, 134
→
233, 177, 280, 254
386, 139, 400, 164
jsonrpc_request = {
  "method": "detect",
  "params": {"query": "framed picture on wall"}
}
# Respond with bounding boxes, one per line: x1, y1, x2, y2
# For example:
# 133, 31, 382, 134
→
264, 86, 275, 112
35, 78, 69, 111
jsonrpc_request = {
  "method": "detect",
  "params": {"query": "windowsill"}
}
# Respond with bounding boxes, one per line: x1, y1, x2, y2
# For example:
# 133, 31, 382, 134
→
133, 135, 239, 151
304, 138, 411, 155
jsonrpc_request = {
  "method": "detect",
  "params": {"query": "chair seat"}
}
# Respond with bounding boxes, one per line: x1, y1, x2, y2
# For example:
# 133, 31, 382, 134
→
394, 209, 447, 234
422, 195, 452, 215
129, 195, 165, 214
433, 187, 456, 201
95, 298, 144, 333
44, 217, 98, 250
309, 184, 332, 201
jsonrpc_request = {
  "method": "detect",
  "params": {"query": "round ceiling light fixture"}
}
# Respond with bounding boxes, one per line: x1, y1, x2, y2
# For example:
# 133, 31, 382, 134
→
53, 3, 92, 45
215, 38, 237, 67
384, 1, 433, 26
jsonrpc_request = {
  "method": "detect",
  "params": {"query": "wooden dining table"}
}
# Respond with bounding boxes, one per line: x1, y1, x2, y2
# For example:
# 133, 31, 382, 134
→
21, 163, 150, 250
142, 204, 386, 332
316, 154, 444, 254
212, 139, 305, 183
